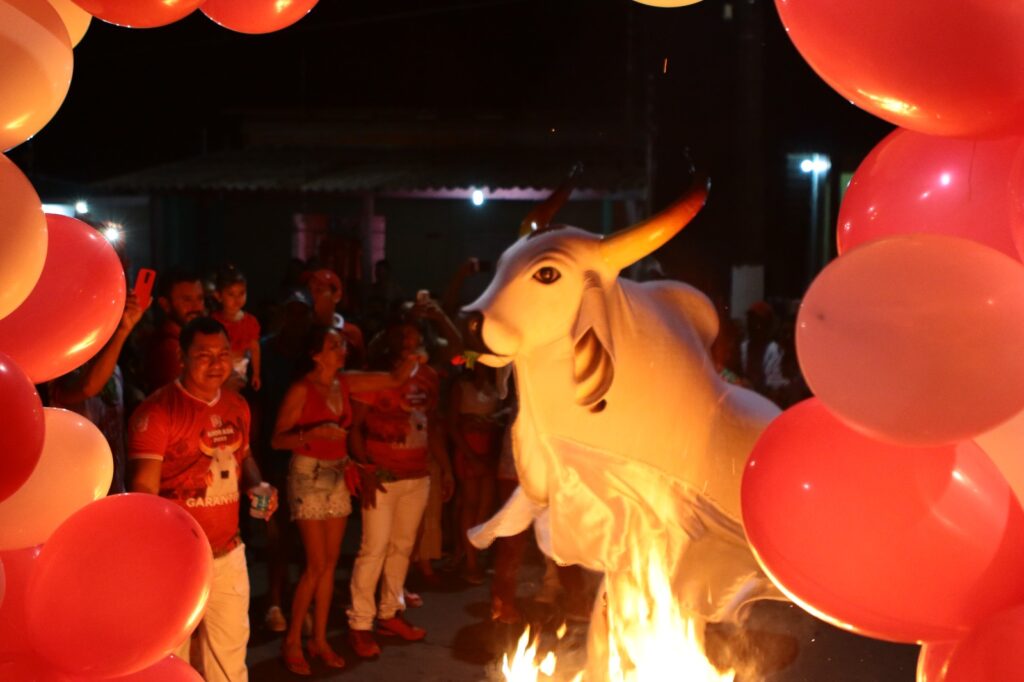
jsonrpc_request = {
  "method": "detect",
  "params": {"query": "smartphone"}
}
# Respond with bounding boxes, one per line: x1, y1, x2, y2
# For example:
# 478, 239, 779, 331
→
134, 268, 156, 309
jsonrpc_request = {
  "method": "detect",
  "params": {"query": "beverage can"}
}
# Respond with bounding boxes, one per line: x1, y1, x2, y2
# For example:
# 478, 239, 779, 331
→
249, 483, 273, 520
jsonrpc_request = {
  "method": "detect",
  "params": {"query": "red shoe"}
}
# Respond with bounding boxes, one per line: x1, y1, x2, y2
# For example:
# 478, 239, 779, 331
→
349, 629, 381, 658
377, 614, 427, 641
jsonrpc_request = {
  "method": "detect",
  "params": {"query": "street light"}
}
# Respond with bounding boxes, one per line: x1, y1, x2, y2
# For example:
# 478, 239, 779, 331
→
800, 153, 831, 283
101, 221, 123, 244
471, 189, 485, 207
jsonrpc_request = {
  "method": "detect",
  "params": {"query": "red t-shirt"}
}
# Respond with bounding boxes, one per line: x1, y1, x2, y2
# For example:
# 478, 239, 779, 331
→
212, 311, 261, 355
354, 366, 438, 479
295, 377, 352, 461
128, 382, 251, 554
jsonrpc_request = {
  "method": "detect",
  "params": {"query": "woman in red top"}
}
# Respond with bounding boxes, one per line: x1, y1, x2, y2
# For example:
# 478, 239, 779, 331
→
271, 325, 414, 675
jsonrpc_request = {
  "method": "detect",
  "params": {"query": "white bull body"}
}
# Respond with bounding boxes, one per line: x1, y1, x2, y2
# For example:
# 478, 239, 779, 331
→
465, 204, 785, 675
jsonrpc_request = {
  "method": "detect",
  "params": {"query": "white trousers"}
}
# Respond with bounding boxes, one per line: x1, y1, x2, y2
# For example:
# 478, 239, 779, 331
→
174, 544, 250, 682
347, 477, 431, 630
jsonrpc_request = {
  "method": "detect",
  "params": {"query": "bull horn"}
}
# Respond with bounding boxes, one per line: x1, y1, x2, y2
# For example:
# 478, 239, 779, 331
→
519, 163, 584, 237
599, 175, 710, 272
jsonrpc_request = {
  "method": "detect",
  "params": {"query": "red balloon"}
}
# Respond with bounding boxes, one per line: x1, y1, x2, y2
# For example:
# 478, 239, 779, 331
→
944, 605, 1024, 681
69, 0, 202, 28
0, 214, 126, 384
0, 352, 44, 503
0, 545, 41, 656
201, 0, 318, 34
774, 0, 1024, 137
26, 494, 213, 678
0, 653, 62, 682
918, 642, 955, 682
742, 399, 1024, 643
838, 129, 1024, 261
102, 655, 201, 682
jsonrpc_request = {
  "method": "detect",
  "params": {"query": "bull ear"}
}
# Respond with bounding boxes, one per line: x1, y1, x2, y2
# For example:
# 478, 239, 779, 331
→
572, 271, 615, 408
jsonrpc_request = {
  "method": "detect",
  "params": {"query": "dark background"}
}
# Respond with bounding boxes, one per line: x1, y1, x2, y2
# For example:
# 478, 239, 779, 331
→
11, 0, 894, 302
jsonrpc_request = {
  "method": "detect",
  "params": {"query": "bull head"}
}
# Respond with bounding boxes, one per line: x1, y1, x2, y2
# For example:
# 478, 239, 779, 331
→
464, 172, 709, 408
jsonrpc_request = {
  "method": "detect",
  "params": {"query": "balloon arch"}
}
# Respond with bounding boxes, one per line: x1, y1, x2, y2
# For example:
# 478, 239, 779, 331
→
3, 1, 1024, 680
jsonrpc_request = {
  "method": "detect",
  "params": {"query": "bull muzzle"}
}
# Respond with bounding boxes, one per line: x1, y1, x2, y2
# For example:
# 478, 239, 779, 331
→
458, 309, 495, 355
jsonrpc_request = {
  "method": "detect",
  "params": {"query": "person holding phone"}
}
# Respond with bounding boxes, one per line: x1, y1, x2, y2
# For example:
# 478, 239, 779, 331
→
142, 268, 206, 394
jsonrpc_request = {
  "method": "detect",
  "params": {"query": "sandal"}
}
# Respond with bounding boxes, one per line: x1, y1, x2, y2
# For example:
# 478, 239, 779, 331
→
306, 640, 345, 669
281, 640, 311, 676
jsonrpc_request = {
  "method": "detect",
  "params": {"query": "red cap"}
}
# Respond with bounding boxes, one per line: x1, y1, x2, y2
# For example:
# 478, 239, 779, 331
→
308, 269, 342, 293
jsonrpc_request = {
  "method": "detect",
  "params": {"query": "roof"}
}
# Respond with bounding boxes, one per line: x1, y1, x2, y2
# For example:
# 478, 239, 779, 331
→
95, 146, 646, 200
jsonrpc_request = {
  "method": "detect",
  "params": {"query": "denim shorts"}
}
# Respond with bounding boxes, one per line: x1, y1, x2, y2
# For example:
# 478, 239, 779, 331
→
287, 454, 352, 521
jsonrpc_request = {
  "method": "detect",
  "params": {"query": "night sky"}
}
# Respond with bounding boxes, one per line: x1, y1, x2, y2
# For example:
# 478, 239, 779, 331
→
13, 0, 891, 183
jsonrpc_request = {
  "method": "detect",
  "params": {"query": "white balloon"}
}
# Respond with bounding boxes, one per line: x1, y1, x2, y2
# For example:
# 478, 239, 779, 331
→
0, 408, 112, 549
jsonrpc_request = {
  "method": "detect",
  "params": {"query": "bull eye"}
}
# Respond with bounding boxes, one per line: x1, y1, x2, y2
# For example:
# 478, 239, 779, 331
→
532, 266, 561, 284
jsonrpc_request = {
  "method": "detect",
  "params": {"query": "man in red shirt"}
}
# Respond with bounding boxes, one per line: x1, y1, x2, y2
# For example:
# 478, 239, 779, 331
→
129, 316, 277, 682
142, 269, 206, 394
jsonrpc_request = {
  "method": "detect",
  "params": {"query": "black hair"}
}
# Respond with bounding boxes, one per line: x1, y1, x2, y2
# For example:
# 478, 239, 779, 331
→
294, 324, 344, 377
158, 267, 202, 299
215, 263, 247, 291
179, 317, 228, 353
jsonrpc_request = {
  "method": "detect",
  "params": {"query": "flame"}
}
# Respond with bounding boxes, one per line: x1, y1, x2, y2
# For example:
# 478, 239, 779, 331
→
502, 546, 734, 681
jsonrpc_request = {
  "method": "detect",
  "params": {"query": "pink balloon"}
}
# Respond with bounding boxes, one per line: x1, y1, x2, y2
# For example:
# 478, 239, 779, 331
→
0, 213, 125, 384
838, 129, 1024, 261
918, 642, 956, 682
742, 399, 1024, 643
0, 408, 112, 550
27, 494, 212, 678
0, 155, 48, 319
0, 0, 73, 152
774, 0, 1024, 138
201, 0, 318, 34
944, 605, 1024, 681
797, 234, 1024, 445
0, 351, 44, 503
0, 546, 41, 656
69, 0, 203, 28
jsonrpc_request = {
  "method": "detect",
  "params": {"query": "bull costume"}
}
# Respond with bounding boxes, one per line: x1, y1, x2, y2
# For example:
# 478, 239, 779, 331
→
463, 169, 786, 679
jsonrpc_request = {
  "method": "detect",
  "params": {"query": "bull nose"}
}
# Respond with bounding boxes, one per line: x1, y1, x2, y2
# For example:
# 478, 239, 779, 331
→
459, 310, 493, 355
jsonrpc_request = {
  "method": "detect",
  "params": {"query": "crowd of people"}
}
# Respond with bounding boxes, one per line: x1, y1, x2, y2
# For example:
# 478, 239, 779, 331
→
46, 252, 809, 680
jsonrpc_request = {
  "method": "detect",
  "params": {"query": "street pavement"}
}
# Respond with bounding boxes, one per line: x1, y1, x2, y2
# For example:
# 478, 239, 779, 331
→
241, 516, 919, 682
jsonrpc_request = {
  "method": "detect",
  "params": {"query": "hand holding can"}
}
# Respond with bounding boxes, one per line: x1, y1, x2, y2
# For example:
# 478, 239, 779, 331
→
248, 482, 275, 520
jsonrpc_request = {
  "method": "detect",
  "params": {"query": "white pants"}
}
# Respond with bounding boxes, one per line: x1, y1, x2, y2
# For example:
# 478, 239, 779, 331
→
347, 477, 431, 630
174, 544, 250, 682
